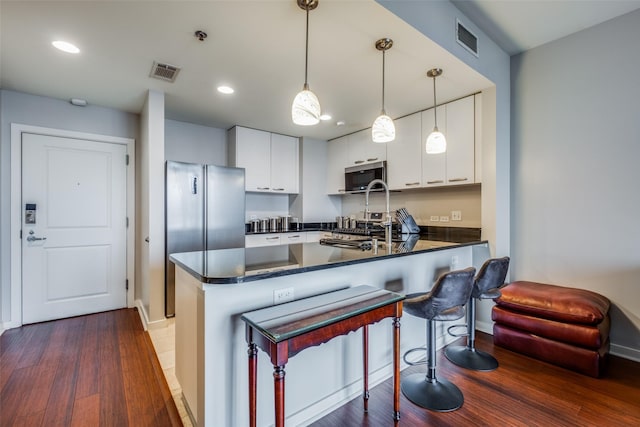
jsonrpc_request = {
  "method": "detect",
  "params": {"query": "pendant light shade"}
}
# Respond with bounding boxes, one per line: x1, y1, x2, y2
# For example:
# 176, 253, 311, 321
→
372, 38, 395, 143
292, 0, 321, 126
425, 68, 446, 154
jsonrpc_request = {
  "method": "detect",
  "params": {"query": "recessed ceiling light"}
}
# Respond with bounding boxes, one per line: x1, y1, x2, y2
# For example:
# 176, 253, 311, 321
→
52, 40, 80, 54
319, 114, 332, 121
336, 121, 346, 126
217, 86, 234, 94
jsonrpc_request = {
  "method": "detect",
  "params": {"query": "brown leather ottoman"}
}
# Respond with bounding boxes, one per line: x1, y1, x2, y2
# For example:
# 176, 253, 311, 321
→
492, 281, 610, 377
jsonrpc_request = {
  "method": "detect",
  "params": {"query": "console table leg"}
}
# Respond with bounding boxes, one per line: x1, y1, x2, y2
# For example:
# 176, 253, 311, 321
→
273, 365, 286, 427
248, 342, 257, 427
362, 325, 369, 412
393, 316, 401, 421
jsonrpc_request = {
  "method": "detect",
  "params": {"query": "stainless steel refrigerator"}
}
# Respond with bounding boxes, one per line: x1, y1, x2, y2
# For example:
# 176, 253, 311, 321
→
165, 161, 245, 317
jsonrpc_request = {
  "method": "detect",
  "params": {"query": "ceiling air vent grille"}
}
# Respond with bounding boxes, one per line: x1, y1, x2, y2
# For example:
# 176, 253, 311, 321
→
149, 61, 181, 83
456, 19, 478, 57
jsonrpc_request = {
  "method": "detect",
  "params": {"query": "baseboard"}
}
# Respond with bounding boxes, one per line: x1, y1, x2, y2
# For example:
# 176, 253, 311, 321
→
610, 343, 640, 363
476, 319, 494, 335
1, 319, 22, 333
134, 299, 171, 332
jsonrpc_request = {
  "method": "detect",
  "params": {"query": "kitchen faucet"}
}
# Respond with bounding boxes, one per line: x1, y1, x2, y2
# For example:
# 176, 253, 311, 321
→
365, 179, 393, 247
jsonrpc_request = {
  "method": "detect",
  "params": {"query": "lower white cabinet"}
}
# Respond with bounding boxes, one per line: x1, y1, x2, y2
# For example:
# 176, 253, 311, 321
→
306, 231, 332, 242
246, 232, 308, 248
245, 233, 281, 248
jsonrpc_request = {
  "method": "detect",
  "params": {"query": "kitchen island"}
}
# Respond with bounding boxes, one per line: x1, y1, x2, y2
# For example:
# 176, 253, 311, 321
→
171, 237, 490, 427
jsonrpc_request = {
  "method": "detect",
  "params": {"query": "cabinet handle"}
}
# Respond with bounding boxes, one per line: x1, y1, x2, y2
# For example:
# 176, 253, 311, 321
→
288, 235, 301, 239
427, 180, 444, 184
272, 188, 285, 191
257, 186, 270, 190
367, 157, 378, 162
405, 182, 420, 186
354, 160, 365, 164
266, 237, 280, 241
448, 178, 469, 182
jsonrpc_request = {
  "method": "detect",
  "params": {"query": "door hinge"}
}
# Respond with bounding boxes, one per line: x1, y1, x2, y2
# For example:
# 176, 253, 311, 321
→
19, 229, 22, 239
126, 279, 129, 290
126, 154, 129, 165
126, 217, 129, 228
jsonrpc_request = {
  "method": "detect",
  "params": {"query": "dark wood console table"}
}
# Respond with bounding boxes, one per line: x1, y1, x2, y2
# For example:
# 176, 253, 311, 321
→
241, 285, 404, 427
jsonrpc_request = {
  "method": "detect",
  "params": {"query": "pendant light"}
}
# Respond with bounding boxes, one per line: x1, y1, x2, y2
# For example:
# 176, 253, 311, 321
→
425, 68, 446, 154
292, 0, 321, 126
372, 38, 395, 143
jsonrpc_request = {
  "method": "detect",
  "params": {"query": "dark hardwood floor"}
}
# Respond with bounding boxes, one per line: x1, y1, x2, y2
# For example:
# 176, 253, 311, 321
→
311, 332, 640, 427
1, 308, 181, 427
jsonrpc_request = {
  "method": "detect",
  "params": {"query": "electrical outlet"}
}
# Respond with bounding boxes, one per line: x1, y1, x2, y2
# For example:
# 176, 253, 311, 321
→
440, 216, 450, 222
273, 287, 294, 304
451, 210, 462, 221
430, 215, 440, 222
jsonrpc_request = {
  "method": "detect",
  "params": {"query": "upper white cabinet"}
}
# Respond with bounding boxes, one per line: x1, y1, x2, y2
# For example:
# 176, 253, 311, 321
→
326, 135, 349, 194
422, 95, 475, 187
386, 112, 422, 190
228, 126, 299, 194
347, 129, 386, 167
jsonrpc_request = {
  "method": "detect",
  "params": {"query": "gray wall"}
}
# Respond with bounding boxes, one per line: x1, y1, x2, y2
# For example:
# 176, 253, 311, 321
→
0, 90, 139, 324
511, 10, 640, 355
165, 119, 227, 165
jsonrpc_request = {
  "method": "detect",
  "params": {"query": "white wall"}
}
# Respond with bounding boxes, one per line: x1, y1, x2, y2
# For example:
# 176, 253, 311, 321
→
0, 90, 138, 326
165, 119, 227, 165
511, 10, 640, 357
138, 90, 165, 324
290, 137, 342, 223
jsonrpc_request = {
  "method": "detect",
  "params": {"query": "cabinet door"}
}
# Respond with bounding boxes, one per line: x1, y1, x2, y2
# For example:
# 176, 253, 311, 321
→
326, 136, 349, 194
282, 232, 305, 245
387, 113, 422, 190
348, 129, 386, 166
234, 127, 271, 192
445, 96, 475, 185
270, 133, 299, 193
245, 233, 281, 248
421, 105, 447, 187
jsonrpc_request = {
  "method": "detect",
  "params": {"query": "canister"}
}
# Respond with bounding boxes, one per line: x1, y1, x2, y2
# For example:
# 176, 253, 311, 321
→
269, 217, 280, 232
259, 218, 269, 232
282, 215, 292, 231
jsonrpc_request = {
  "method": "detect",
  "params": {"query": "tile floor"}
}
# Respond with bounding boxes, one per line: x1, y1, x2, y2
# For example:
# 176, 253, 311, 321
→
148, 319, 193, 427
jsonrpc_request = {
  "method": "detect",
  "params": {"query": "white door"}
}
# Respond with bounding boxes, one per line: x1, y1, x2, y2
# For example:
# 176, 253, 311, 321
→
21, 133, 127, 324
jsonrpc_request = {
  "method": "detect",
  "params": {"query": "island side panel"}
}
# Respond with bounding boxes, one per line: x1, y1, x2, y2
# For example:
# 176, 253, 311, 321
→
176, 243, 484, 427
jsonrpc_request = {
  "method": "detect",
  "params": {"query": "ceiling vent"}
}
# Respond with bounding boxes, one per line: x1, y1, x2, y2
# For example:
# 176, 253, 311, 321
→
456, 19, 478, 57
149, 61, 181, 83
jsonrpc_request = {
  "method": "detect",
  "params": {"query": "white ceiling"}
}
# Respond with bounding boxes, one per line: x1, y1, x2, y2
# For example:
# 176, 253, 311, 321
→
2, 1, 638, 141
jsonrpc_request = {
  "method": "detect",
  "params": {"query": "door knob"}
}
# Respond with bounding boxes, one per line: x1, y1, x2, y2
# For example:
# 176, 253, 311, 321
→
26, 235, 46, 242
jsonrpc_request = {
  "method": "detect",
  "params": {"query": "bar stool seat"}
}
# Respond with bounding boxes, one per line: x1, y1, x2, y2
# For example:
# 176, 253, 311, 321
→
444, 257, 510, 371
401, 267, 476, 412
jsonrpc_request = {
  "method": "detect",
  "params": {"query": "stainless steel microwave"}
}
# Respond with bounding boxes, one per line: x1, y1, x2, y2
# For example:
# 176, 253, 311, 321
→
344, 161, 387, 192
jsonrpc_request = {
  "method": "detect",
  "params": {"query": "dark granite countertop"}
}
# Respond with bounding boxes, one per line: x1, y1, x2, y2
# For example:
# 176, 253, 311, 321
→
170, 237, 487, 285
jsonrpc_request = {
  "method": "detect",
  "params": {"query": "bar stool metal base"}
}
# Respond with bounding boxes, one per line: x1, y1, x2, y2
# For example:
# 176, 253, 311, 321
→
401, 373, 464, 412
444, 345, 499, 371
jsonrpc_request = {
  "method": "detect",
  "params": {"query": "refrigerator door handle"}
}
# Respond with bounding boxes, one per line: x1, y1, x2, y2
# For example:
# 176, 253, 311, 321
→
192, 176, 198, 194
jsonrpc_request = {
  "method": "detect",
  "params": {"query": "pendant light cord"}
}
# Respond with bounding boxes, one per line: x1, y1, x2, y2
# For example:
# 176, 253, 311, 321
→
432, 76, 438, 128
381, 49, 386, 113
304, 7, 309, 87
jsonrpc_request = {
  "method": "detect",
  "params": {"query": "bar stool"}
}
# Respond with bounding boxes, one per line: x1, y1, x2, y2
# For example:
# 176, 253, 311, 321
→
401, 267, 476, 412
445, 257, 510, 371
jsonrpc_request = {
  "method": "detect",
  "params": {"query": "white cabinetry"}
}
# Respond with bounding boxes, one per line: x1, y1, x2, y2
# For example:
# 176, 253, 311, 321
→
228, 126, 299, 194
347, 129, 386, 167
421, 95, 475, 187
386, 113, 422, 190
245, 232, 308, 248
245, 233, 281, 248
306, 231, 332, 242
326, 135, 349, 194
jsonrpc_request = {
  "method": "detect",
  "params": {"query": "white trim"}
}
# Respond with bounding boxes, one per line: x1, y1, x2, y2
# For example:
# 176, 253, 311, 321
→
10, 123, 135, 328
135, 298, 170, 332
611, 343, 640, 363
